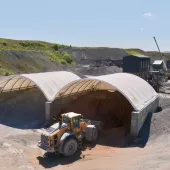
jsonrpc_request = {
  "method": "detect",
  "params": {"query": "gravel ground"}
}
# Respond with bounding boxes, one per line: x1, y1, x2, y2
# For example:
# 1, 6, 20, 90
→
74, 65, 122, 76
1, 93, 170, 170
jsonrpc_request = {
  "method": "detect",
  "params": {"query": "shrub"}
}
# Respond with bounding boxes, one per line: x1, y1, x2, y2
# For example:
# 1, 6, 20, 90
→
4, 71, 9, 76
19, 41, 46, 49
62, 52, 73, 64
51, 54, 59, 62
53, 44, 59, 51
50, 51, 62, 62
0, 68, 14, 76
58, 44, 68, 49
60, 59, 67, 65
2, 42, 7, 46
50, 51, 73, 65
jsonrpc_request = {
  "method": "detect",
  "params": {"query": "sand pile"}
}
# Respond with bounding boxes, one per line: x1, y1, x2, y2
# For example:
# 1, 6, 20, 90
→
0, 88, 46, 129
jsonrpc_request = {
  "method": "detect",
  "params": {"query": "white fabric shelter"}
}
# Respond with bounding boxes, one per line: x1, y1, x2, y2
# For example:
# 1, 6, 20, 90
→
56, 73, 158, 111
0, 71, 81, 101
0, 72, 158, 111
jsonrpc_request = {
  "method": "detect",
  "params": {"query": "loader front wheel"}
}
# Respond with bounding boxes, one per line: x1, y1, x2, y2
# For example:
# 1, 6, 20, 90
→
62, 138, 78, 156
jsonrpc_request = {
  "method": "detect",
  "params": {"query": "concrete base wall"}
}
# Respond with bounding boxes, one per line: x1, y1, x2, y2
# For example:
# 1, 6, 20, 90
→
130, 96, 159, 136
45, 101, 52, 122
45, 94, 83, 123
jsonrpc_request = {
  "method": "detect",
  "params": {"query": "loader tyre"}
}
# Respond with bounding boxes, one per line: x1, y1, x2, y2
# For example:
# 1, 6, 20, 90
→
62, 138, 78, 156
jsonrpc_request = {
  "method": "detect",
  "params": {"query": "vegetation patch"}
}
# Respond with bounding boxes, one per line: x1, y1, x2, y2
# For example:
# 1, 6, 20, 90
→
125, 49, 144, 56
50, 51, 73, 65
0, 38, 72, 51
53, 44, 71, 51
19, 41, 47, 49
0, 67, 14, 76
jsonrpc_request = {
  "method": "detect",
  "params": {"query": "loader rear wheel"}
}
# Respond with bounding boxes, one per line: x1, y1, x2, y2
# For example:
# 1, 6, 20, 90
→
62, 138, 78, 157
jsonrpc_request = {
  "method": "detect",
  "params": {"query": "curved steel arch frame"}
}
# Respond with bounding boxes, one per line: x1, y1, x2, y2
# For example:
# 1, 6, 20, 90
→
0, 71, 81, 101
0, 75, 49, 99
55, 77, 158, 112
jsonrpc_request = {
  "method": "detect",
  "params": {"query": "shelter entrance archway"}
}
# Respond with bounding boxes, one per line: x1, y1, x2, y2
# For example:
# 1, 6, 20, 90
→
0, 71, 81, 128
53, 73, 158, 140
62, 89, 133, 133
53, 79, 134, 146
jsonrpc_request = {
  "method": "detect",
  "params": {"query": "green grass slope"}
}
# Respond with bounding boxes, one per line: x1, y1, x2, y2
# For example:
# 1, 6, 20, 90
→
0, 38, 75, 75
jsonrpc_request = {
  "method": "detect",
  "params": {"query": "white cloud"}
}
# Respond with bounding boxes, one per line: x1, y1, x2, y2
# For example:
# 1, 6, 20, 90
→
140, 28, 144, 31
143, 12, 153, 17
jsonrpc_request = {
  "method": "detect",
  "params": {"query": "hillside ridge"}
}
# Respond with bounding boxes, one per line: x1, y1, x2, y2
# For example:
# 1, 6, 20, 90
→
0, 38, 169, 76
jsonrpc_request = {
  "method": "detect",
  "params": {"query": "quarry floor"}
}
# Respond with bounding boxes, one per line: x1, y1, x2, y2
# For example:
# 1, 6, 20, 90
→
1, 93, 170, 170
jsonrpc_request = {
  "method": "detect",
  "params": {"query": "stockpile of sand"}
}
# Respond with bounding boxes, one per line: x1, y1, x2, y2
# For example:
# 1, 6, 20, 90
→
0, 88, 46, 129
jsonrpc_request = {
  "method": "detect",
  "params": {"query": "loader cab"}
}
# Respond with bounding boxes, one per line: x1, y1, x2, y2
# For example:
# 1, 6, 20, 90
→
61, 112, 83, 131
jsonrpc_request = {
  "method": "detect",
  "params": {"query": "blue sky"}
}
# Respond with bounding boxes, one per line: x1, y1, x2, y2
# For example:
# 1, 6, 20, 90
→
0, 0, 169, 51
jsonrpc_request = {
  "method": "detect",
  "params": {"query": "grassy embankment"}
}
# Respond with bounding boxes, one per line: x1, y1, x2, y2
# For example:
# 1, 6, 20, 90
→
0, 38, 74, 75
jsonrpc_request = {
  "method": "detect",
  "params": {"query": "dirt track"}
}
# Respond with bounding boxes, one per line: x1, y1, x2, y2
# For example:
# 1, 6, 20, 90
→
0, 93, 170, 170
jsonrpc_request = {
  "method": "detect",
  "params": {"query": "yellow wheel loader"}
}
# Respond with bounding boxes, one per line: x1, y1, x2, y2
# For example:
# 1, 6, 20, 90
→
38, 112, 103, 157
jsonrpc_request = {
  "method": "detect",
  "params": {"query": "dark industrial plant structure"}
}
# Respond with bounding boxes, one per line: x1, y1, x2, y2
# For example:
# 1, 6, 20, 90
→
123, 55, 150, 79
